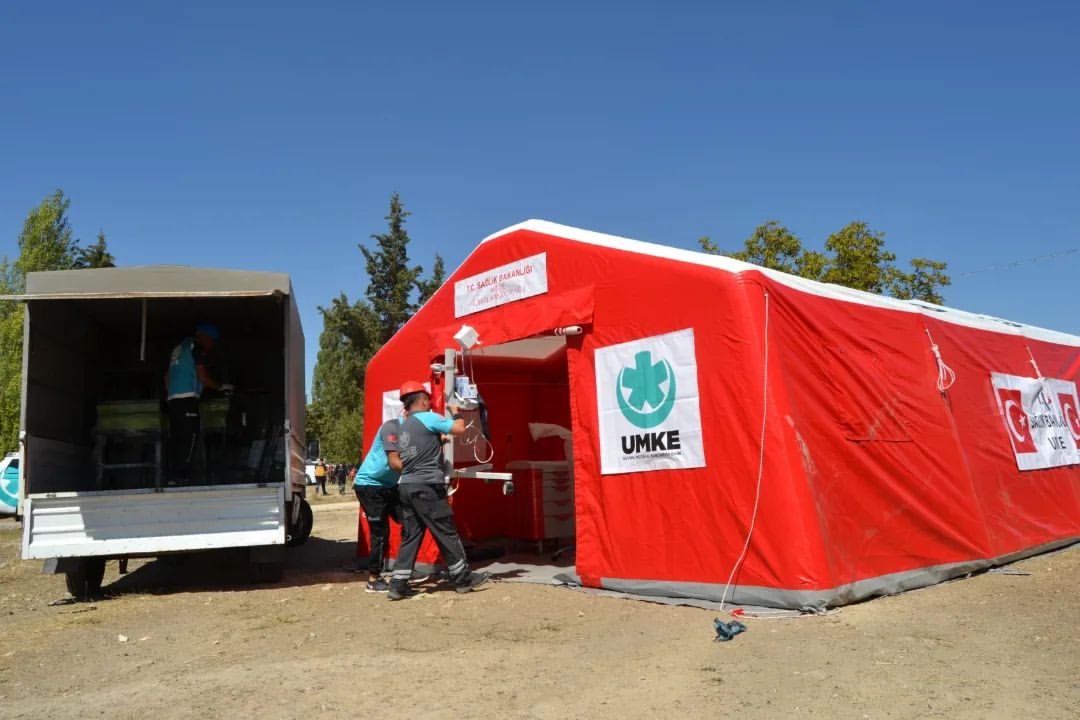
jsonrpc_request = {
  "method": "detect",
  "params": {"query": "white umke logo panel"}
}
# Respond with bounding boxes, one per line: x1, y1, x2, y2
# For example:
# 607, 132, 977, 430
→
595, 328, 705, 475
991, 373, 1080, 471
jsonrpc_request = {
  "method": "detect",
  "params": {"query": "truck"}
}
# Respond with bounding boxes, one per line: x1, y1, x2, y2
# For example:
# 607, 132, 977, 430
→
4, 265, 312, 597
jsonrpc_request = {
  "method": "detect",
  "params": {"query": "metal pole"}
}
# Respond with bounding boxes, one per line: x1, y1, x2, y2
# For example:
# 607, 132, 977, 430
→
140, 298, 147, 361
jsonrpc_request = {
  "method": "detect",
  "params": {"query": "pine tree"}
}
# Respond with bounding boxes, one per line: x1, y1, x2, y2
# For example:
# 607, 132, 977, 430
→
416, 254, 445, 305
307, 194, 446, 461
361, 193, 423, 344
74, 231, 116, 268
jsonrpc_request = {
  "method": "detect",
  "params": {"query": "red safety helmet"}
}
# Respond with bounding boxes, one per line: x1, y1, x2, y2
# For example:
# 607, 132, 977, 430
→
399, 380, 428, 399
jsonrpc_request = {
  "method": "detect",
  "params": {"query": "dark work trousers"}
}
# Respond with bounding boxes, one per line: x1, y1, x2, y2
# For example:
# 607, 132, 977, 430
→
167, 397, 200, 482
354, 485, 400, 576
390, 483, 469, 584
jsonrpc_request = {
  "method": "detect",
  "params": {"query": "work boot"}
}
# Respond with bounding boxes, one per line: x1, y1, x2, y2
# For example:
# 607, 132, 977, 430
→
365, 578, 390, 593
453, 570, 491, 594
387, 580, 418, 601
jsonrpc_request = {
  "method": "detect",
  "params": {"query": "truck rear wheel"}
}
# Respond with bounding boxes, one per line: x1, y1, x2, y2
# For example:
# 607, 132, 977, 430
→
286, 498, 313, 547
65, 558, 106, 599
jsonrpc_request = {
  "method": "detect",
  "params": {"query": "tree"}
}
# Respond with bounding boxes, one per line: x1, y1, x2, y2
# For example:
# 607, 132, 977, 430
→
306, 194, 445, 461
416, 254, 445, 305
697, 236, 720, 254
306, 295, 379, 462
361, 193, 423, 344
10, 189, 79, 287
0, 311, 21, 453
820, 222, 896, 294
888, 258, 951, 305
74, 231, 116, 269
699, 219, 950, 303
728, 221, 806, 276
0, 190, 101, 451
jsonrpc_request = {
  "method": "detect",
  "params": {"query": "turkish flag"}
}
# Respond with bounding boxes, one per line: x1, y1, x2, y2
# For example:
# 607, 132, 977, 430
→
997, 387, 1036, 453
1058, 392, 1080, 442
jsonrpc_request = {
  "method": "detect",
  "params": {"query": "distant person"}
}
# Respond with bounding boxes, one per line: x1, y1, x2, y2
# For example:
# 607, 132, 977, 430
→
165, 323, 222, 483
385, 381, 490, 600
335, 462, 347, 495
314, 459, 328, 495
353, 417, 404, 593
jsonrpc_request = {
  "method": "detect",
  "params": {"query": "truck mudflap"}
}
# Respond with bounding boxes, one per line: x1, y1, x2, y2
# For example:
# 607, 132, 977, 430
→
21, 485, 286, 560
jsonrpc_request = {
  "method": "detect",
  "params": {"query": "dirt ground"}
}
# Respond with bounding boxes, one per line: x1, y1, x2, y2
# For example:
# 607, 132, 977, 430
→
1, 494, 1078, 720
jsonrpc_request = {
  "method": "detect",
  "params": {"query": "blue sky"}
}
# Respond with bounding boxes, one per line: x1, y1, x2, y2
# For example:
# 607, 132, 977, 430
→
2, 2, 1078, 394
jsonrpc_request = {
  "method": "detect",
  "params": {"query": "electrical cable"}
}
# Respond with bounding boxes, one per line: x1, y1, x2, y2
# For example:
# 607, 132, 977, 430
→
464, 419, 495, 464
719, 289, 769, 613
454, 344, 494, 465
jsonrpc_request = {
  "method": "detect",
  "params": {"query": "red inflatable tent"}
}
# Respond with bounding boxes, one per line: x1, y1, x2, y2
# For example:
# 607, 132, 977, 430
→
361, 220, 1080, 609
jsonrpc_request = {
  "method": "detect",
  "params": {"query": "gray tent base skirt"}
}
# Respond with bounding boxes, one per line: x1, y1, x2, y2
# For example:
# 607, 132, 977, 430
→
553, 537, 1079, 611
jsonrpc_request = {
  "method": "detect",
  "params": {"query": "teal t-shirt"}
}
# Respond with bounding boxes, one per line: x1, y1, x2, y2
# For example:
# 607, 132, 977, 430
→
166, 338, 203, 399
354, 418, 402, 489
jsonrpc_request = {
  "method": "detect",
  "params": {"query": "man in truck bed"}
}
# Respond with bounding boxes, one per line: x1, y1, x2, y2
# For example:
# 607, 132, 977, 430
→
165, 322, 223, 483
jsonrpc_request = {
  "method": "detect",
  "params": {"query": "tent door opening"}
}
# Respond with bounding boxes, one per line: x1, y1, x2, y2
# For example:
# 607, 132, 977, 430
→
440, 332, 577, 558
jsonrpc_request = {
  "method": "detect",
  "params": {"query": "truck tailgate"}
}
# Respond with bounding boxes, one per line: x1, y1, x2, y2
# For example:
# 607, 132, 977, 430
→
22, 485, 285, 559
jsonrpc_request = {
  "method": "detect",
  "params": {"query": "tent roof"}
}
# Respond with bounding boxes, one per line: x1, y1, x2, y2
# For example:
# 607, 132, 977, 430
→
479, 219, 1080, 347
14, 265, 292, 300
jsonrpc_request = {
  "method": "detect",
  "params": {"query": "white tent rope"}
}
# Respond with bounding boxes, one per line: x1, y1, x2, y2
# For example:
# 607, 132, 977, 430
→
719, 289, 770, 612
1025, 345, 1044, 379
924, 328, 956, 393
1023, 345, 1056, 410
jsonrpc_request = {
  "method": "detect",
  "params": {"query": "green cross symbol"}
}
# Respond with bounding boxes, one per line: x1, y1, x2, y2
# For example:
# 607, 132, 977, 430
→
622, 351, 669, 411
616, 347, 678, 429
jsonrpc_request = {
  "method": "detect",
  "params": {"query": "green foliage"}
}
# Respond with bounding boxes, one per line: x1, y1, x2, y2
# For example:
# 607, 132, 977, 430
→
728, 221, 805, 276
888, 258, 950, 305
306, 294, 379, 463
0, 190, 116, 452
416, 253, 445, 305
361, 193, 423, 345
74, 231, 116, 269
821, 222, 896, 294
697, 236, 720, 254
0, 311, 22, 452
11, 189, 79, 286
307, 194, 445, 461
794, 249, 829, 282
700, 219, 950, 303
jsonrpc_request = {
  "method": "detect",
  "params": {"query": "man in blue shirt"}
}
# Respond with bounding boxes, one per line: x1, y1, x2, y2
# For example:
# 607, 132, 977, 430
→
353, 417, 403, 593
385, 380, 490, 600
165, 323, 222, 483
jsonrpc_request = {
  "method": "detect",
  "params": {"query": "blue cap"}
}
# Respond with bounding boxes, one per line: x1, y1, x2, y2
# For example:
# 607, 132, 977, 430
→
196, 323, 220, 341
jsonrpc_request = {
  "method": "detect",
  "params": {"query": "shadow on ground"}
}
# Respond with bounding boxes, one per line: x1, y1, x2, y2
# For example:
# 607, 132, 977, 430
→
86, 535, 364, 601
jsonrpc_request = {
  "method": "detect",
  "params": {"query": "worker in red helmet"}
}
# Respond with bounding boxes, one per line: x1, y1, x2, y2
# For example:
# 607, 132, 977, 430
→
384, 380, 490, 600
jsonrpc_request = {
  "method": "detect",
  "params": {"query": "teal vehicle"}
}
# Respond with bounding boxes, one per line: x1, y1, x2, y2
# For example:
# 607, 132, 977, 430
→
0, 452, 19, 516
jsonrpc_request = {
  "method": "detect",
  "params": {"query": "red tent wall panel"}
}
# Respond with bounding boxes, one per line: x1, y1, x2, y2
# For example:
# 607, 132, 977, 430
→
923, 319, 1080, 557
567, 262, 831, 591
765, 281, 991, 591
